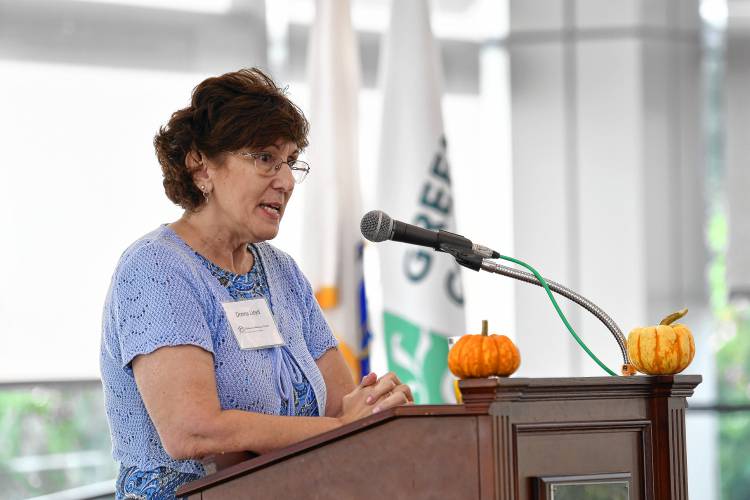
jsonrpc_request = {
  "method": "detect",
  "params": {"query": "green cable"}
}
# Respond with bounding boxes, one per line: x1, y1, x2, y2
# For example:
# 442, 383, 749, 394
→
498, 254, 618, 376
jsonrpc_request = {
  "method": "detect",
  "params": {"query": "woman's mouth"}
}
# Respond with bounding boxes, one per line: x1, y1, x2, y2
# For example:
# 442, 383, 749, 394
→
259, 202, 282, 218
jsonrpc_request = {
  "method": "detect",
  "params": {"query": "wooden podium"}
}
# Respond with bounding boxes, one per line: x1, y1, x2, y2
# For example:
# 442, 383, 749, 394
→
177, 375, 700, 500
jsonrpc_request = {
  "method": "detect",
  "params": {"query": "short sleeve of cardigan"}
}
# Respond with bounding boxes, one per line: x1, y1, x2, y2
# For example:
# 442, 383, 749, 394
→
289, 258, 338, 360
110, 242, 215, 368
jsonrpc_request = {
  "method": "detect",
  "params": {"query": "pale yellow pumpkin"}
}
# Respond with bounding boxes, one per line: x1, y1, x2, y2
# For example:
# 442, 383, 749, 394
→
627, 309, 695, 375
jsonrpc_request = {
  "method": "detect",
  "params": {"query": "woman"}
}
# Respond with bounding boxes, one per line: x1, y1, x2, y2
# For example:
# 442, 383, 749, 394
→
100, 68, 412, 499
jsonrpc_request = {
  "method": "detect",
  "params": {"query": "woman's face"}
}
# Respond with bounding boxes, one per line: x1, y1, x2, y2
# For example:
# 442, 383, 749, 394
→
205, 139, 298, 242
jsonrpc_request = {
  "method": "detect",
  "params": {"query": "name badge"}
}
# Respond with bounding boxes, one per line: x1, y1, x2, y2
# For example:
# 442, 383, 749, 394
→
222, 297, 285, 350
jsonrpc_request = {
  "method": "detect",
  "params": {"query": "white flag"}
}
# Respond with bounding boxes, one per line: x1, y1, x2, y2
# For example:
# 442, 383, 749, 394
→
375, 0, 464, 403
302, 0, 369, 379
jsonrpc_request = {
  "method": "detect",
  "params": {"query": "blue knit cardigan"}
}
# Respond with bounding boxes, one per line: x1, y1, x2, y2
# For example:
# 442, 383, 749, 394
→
100, 226, 336, 474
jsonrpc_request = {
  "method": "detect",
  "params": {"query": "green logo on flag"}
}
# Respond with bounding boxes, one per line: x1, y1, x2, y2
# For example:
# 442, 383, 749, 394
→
383, 311, 455, 404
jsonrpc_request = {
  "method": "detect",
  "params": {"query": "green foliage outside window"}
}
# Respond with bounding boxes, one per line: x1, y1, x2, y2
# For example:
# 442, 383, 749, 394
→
0, 384, 116, 499
708, 208, 750, 500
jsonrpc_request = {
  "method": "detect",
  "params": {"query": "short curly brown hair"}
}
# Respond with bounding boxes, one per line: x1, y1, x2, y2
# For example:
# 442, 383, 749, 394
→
154, 68, 310, 211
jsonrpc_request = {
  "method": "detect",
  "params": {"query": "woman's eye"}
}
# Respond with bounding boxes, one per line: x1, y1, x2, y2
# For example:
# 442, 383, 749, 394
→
287, 159, 297, 167
256, 153, 273, 163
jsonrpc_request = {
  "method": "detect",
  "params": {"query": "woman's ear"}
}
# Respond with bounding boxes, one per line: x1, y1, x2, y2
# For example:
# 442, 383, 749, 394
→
186, 150, 210, 187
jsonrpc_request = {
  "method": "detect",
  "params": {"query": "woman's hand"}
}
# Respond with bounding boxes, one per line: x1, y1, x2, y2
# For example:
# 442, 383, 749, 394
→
336, 372, 414, 426
364, 372, 414, 413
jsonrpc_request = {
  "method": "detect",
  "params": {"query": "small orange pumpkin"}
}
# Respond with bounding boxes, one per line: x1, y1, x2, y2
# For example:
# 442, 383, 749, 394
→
627, 308, 695, 375
448, 320, 521, 379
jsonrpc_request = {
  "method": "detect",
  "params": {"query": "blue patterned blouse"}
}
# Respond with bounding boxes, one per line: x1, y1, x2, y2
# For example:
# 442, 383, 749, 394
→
195, 246, 320, 417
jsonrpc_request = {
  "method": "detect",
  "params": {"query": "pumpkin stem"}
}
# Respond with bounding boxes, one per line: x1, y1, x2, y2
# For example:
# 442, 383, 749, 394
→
659, 308, 688, 326
481, 320, 488, 336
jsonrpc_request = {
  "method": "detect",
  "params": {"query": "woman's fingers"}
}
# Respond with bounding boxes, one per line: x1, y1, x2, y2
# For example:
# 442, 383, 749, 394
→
365, 378, 397, 404
366, 382, 413, 408
392, 382, 414, 403
377, 372, 403, 387
338, 373, 413, 425
364, 372, 412, 405
384, 374, 414, 401
377, 373, 413, 402
372, 390, 410, 414
359, 372, 377, 387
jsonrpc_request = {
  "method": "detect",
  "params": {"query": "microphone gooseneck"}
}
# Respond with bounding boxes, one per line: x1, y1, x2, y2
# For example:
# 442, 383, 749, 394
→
480, 259, 628, 369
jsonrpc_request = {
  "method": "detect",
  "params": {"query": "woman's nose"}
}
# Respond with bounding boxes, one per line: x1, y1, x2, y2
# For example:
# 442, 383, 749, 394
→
273, 162, 296, 191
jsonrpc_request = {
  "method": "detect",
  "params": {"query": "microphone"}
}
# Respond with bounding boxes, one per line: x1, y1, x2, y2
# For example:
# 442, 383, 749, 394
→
360, 210, 500, 259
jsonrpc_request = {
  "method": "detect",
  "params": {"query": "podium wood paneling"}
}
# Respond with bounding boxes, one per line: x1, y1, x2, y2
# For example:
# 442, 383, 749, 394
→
177, 375, 700, 500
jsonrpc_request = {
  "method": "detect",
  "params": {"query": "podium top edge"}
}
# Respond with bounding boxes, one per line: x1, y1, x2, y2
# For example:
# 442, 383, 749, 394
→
458, 374, 702, 405
459, 374, 702, 388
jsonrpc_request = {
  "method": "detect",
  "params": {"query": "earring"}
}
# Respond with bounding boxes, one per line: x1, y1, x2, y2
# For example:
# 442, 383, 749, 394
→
199, 185, 210, 200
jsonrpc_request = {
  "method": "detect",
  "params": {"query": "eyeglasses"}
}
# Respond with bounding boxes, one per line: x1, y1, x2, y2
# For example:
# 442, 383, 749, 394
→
236, 151, 310, 184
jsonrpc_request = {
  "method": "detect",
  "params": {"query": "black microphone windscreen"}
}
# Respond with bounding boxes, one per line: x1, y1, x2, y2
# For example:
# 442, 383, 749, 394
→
360, 210, 393, 242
